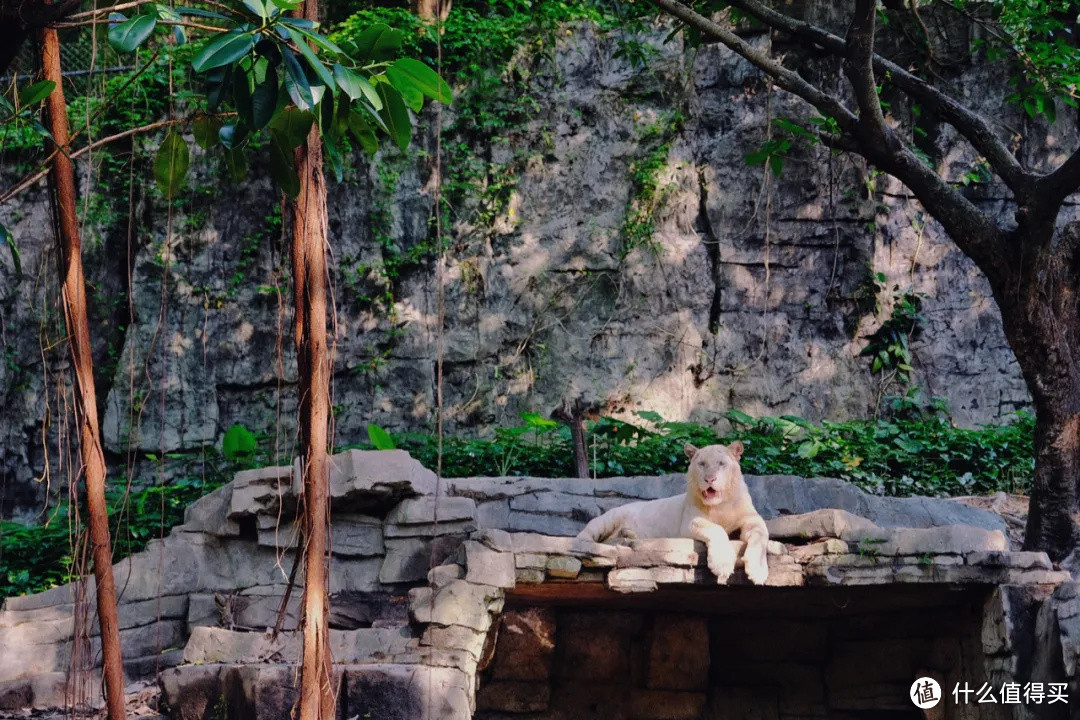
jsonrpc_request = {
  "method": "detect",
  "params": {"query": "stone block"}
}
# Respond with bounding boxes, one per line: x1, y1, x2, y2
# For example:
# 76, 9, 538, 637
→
476, 679, 551, 712
332, 515, 384, 556
491, 608, 556, 681
766, 509, 880, 542
788, 538, 848, 561
967, 551, 1053, 570
410, 580, 503, 632
159, 664, 226, 720
428, 563, 465, 588
221, 664, 302, 720
647, 615, 709, 691
181, 485, 239, 536
380, 538, 432, 584
546, 555, 582, 579
515, 552, 548, 569
422, 624, 487, 660
386, 496, 477, 525
341, 664, 471, 720
463, 541, 516, 588
228, 465, 294, 520
618, 538, 700, 568
609, 568, 659, 593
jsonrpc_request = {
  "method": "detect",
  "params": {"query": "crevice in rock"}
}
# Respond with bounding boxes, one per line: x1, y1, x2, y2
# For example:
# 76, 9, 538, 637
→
694, 169, 723, 335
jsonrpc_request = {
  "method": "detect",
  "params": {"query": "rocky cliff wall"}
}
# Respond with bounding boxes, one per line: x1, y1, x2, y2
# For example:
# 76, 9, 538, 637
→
2, 14, 1076, 515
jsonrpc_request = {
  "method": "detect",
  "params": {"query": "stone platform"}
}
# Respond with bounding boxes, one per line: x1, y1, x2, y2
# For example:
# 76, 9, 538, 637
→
1, 450, 1076, 718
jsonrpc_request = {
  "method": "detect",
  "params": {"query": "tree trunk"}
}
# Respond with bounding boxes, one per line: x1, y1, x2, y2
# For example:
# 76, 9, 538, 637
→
292, 1, 334, 717
996, 222, 1080, 561
39, 25, 127, 720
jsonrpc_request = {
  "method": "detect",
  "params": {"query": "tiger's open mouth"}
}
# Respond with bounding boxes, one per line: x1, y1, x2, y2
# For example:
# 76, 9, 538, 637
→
702, 486, 720, 501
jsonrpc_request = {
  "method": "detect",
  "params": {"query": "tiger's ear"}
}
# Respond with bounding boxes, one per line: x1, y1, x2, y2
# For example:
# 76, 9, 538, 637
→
684, 443, 698, 460
727, 440, 744, 462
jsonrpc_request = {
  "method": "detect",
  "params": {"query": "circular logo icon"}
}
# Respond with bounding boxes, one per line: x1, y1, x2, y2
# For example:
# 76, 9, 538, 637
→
911, 677, 942, 709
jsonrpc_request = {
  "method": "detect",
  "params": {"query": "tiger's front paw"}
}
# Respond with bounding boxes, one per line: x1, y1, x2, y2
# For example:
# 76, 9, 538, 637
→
707, 543, 737, 584
743, 546, 769, 585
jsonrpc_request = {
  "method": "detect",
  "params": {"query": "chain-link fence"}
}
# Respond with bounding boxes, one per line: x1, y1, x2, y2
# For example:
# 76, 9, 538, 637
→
2, 32, 133, 93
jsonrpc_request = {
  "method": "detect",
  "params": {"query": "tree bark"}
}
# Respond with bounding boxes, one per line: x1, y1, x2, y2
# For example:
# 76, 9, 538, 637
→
39, 24, 127, 720
996, 223, 1080, 560
292, 1, 334, 717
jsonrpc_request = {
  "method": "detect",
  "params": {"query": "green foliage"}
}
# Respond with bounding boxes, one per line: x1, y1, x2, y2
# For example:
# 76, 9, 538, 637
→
367, 423, 396, 449
222, 423, 257, 460
386, 403, 1034, 498
620, 111, 684, 258
860, 279, 925, 384
958, 0, 1080, 118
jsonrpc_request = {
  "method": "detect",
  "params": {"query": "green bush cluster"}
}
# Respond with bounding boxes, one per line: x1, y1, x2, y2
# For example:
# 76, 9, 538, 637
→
0, 404, 1033, 598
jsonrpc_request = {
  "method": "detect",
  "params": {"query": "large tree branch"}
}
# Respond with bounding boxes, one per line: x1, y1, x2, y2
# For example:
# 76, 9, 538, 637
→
647, 0, 857, 131
1036, 146, 1080, 210
843, 0, 891, 146
648, 0, 1010, 284
725, 0, 1031, 196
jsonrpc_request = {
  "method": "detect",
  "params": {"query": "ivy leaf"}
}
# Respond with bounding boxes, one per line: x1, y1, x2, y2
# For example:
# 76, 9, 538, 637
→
367, 424, 395, 450
108, 14, 157, 53
18, 80, 55, 107
387, 58, 451, 104
192, 31, 256, 72
377, 82, 411, 151
153, 132, 190, 197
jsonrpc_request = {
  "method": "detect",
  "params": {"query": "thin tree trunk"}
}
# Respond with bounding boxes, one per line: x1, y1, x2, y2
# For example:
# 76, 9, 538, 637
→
996, 223, 1080, 560
292, 0, 334, 716
39, 25, 127, 720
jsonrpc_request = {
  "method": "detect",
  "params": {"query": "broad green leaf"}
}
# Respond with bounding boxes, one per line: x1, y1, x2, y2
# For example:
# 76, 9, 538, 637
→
367, 424, 395, 450
324, 131, 343, 182
222, 423, 256, 459
725, 408, 754, 426
18, 80, 55, 107
283, 27, 335, 95
635, 410, 665, 423
193, 116, 223, 149
269, 106, 314, 148
192, 31, 256, 72
153, 132, 189, 197
277, 16, 316, 30
269, 132, 300, 198
251, 72, 278, 129
205, 66, 232, 112
225, 147, 248, 183
282, 50, 315, 110
242, 0, 268, 19
108, 15, 157, 53
347, 111, 378, 155
521, 412, 557, 429
332, 64, 365, 102
1, 223, 21, 278
288, 25, 347, 57
388, 58, 451, 104
385, 68, 423, 112
349, 23, 403, 62
233, 69, 253, 126
178, 7, 230, 20
376, 82, 411, 151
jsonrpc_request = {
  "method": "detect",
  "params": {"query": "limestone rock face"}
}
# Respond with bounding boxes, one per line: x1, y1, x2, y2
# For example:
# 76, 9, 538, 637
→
1, 6, 1064, 516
